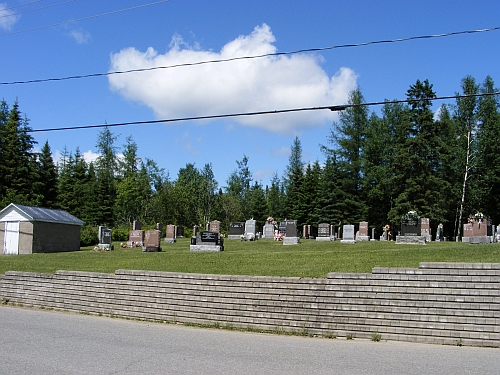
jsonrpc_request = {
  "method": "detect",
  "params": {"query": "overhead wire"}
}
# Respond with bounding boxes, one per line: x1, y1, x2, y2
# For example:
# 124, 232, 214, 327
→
0, 0, 42, 12
0, 0, 170, 38
20, 91, 500, 134
0, 0, 75, 19
1, 25, 499, 85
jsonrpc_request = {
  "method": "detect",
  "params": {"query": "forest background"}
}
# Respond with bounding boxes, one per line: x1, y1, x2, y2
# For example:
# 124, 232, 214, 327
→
1, 74, 499, 245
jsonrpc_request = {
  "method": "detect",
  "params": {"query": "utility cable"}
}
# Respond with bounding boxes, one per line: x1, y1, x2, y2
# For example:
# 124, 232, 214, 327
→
0, 0, 42, 12
0, 0, 170, 37
1, 25, 498, 85
21, 91, 500, 134
0, 1, 75, 19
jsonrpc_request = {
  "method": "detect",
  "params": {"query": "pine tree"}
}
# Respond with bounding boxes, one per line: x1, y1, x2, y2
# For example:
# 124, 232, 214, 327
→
0, 101, 38, 207
95, 127, 118, 226
389, 79, 449, 225
36, 141, 58, 207
323, 88, 368, 223
474, 76, 500, 223
284, 136, 303, 221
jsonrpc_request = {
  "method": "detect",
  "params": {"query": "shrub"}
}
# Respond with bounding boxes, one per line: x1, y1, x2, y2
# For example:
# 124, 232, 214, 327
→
80, 225, 98, 246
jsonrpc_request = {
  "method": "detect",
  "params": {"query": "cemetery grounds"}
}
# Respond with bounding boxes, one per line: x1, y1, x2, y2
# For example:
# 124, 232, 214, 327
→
1, 239, 499, 276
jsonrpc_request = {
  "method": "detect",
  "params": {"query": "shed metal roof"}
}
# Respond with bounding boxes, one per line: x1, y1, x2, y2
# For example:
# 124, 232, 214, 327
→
0, 203, 85, 226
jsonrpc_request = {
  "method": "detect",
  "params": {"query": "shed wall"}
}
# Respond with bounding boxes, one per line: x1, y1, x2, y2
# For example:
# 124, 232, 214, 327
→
19, 222, 34, 254
32, 222, 81, 253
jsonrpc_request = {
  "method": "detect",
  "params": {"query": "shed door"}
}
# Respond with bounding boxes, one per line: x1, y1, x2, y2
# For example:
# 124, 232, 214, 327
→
4, 221, 20, 255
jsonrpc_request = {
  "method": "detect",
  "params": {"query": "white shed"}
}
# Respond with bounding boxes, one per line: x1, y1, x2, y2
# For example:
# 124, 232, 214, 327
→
0, 203, 84, 255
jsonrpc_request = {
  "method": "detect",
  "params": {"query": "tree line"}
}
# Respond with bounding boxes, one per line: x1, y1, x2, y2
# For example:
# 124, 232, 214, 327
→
0, 75, 499, 242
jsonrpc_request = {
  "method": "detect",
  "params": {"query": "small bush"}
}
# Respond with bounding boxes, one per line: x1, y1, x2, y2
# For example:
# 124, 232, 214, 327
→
371, 332, 382, 342
112, 226, 129, 241
80, 225, 98, 246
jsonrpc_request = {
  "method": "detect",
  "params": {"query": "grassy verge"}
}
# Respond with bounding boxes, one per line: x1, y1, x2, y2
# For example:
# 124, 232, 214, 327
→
1, 238, 499, 277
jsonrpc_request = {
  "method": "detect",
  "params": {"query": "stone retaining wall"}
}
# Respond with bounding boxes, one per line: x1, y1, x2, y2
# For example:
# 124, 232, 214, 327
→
1, 262, 499, 347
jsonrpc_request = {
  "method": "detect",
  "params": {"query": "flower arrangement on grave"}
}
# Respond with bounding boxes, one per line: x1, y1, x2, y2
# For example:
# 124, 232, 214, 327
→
468, 212, 484, 223
266, 216, 277, 227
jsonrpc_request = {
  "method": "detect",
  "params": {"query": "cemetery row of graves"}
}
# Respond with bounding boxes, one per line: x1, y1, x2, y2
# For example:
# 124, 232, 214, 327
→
96, 213, 499, 252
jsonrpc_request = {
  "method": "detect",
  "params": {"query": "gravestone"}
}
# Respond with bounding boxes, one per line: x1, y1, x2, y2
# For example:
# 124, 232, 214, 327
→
316, 223, 332, 242
436, 223, 444, 242
356, 221, 369, 241
341, 225, 355, 244
209, 220, 221, 237
132, 220, 142, 230
128, 229, 144, 247
245, 219, 257, 241
371, 227, 376, 241
263, 222, 275, 239
421, 218, 431, 242
397, 213, 426, 245
278, 221, 287, 235
462, 223, 473, 243
303, 225, 310, 239
228, 222, 245, 240
190, 230, 224, 252
97, 226, 113, 250
143, 229, 161, 252
164, 224, 176, 243
176, 226, 185, 238
470, 218, 491, 244
283, 219, 300, 245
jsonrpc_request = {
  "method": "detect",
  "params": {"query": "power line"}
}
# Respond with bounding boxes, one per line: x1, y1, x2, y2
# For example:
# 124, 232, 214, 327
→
23, 91, 500, 134
0, 0, 170, 37
2, 25, 499, 85
0, 0, 75, 20
0, 0, 42, 12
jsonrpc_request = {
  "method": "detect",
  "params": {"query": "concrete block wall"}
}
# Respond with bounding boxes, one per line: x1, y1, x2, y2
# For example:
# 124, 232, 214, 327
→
0, 262, 498, 347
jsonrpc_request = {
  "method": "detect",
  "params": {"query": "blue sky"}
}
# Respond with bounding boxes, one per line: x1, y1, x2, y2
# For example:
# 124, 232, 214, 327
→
1, 0, 499, 188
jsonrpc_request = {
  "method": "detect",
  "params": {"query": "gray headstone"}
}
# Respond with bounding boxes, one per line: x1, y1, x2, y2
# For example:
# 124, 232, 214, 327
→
285, 220, 297, 237
263, 223, 275, 239
342, 225, 355, 241
245, 219, 256, 235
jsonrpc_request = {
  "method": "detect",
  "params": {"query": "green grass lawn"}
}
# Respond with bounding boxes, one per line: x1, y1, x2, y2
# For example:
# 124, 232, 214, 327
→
1, 238, 499, 277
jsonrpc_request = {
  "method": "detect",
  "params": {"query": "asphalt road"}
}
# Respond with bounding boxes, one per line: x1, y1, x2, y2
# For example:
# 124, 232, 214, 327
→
1, 306, 498, 374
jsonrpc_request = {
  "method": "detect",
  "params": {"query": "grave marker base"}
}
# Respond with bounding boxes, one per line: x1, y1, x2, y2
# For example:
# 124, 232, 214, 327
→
282, 237, 300, 245
190, 245, 224, 252
396, 236, 426, 245
315, 237, 332, 242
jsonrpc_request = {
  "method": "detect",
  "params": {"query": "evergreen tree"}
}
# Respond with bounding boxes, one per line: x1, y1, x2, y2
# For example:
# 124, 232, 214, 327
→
474, 76, 500, 223
0, 101, 38, 207
225, 155, 252, 220
452, 76, 480, 237
95, 127, 118, 226
389, 79, 449, 225
297, 161, 321, 226
323, 88, 368, 223
284, 136, 304, 221
266, 172, 284, 220
36, 141, 58, 208
247, 181, 267, 229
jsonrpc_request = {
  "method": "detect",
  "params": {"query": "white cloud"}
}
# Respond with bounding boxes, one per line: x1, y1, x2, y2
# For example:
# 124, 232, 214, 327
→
0, 3, 20, 31
108, 24, 357, 134
69, 29, 92, 44
82, 150, 99, 164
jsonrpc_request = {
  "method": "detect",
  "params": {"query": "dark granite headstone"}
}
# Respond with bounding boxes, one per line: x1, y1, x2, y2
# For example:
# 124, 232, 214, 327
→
200, 231, 218, 243
132, 220, 142, 230
101, 228, 112, 244
229, 222, 245, 235
318, 223, 330, 237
